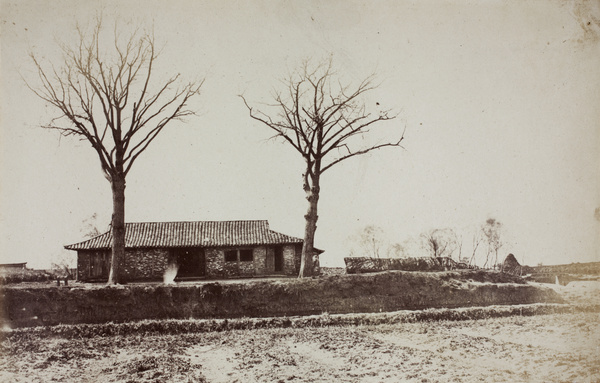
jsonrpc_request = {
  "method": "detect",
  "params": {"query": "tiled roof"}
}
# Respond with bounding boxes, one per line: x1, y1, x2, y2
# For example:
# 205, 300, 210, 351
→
65, 220, 303, 250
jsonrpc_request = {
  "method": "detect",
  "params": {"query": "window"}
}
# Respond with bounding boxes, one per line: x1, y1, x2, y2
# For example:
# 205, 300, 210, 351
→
224, 249, 253, 262
240, 249, 253, 262
225, 250, 237, 262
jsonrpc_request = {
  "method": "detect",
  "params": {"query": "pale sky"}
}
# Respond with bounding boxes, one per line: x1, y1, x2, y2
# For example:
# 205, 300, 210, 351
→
1, 0, 599, 269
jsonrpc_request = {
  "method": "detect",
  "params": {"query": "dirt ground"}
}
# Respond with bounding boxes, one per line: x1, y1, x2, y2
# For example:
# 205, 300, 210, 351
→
1, 281, 598, 383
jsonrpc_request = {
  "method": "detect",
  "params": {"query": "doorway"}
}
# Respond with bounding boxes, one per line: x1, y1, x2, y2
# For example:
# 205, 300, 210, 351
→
274, 246, 283, 272
171, 248, 205, 278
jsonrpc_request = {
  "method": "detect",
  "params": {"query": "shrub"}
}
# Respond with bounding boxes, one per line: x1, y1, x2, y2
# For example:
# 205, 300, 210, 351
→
0, 269, 53, 285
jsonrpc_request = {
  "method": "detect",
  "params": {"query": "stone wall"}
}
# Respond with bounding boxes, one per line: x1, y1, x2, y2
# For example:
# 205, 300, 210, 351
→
122, 248, 169, 281
205, 247, 268, 278
345, 256, 461, 274
77, 248, 169, 282
205, 248, 224, 278
78, 244, 306, 281
254, 247, 267, 275
293, 244, 302, 273
283, 245, 297, 275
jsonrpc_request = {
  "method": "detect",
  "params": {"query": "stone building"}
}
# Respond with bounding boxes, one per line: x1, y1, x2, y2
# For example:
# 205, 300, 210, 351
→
65, 220, 321, 282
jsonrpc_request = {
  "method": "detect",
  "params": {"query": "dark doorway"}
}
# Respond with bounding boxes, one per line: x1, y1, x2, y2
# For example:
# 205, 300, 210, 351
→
89, 251, 110, 279
274, 246, 283, 272
172, 248, 205, 278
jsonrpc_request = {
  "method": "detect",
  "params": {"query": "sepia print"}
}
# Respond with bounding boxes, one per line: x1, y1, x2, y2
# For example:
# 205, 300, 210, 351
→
1, 0, 599, 382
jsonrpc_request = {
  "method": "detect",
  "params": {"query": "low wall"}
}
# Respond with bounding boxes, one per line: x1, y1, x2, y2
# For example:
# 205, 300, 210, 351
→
345, 256, 465, 274
1, 270, 563, 328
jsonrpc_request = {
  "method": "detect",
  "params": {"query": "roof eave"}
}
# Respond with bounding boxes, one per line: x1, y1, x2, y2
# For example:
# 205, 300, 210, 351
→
64, 240, 305, 252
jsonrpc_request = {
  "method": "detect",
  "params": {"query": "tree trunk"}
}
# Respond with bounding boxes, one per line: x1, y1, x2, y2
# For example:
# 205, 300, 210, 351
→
494, 249, 499, 270
299, 173, 320, 278
107, 174, 126, 285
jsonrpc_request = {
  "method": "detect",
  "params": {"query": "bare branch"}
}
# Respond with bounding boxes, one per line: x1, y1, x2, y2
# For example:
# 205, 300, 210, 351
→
240, 94, 305, 155
243, 58, 403, 177
28, 19, 203, 180
321, 138, 404, 173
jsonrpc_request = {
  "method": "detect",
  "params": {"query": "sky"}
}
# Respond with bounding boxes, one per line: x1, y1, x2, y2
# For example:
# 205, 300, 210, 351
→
1, 0, 599, 269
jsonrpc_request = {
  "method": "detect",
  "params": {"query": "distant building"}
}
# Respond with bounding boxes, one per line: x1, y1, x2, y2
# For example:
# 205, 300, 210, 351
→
0, 262, 27, 269
65, 220, 322, 282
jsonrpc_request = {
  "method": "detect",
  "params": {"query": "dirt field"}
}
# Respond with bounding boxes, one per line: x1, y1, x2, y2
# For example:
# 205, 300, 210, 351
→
1, 281, 598, 383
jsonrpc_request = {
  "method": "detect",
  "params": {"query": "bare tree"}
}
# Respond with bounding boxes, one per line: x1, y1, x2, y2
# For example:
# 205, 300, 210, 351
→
349, 225, 387, 258
50, 251, 76, 277
349, 225, 407, 258
420, 228, 458, 259
387, 242, 407, 258
399, 236, 421, 258
481, 218, 503, 269
242, 59, 403, 277
456, 233, 464, 263
81, 213, 103, 239
28, 19, 203, 284
469, 229, 484, 267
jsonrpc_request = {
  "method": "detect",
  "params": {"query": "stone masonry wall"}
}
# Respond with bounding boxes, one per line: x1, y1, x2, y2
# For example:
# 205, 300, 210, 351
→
78, 244, 306, 281
205, 246, 269, 278
222, 259, 240, 276
293, 245, 301, 274
237, 254, 256, 276
122, 248, 169, 281
283, 245, 297, 275
205, 248, 224, 278
253, 246, 267, 275
265, 247, 275, 272
77, 248, 169, 282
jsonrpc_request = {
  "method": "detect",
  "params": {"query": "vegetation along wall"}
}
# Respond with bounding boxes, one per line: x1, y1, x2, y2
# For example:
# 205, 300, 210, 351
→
345, 256, 462, 274
1, 270, 563, 328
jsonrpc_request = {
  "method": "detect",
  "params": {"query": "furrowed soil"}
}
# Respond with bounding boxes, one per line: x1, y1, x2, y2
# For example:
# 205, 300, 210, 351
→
1, 281, 598, 383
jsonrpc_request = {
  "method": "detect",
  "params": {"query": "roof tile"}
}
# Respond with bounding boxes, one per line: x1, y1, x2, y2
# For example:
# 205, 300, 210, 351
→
65, 220, 303, 250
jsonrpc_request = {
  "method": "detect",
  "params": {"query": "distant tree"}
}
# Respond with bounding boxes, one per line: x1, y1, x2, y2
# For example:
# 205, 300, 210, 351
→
420, 228, 458, 259
50, 251, 76, 279
349, 225, 387, 258
469, 229, 484, 266
387, 242, 407, 258
481, 218, 503, 269
242, 59, 403, 277
456, 233, 464, 262
81, 213, 102, 239
399, 236, 422, 258
27, 18, 203, 284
